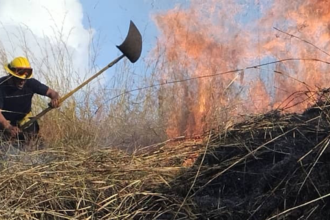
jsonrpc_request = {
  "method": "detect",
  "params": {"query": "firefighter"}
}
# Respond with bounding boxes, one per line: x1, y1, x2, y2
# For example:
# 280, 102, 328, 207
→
0, 56, 60, 141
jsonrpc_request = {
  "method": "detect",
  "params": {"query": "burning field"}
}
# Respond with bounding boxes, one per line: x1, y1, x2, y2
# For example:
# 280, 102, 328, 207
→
0, 0, 330, 219
1, 100, 330, 219
171, 103, 330, 219
152, 0, 330, 139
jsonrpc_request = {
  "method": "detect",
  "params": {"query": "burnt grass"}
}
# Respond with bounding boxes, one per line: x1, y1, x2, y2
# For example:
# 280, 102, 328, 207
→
2, 103, 330, 219
162, 103, 330, 220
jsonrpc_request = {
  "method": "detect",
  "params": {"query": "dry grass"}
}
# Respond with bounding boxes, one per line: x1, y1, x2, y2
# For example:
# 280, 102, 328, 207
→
0, 136, 206, 220
2, 102, 329, 219
0, 13, 330, 220
0, 24, 185, 219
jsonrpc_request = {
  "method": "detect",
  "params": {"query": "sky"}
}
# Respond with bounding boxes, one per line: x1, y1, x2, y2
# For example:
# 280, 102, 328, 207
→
1, 0, 330, 137
80, 0, 189, 68
0, 0, 188, 85
0, 1, 88, 69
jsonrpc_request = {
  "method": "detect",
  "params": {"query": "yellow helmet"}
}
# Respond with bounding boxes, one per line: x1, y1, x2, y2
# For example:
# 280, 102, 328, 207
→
4, 56, 33, 79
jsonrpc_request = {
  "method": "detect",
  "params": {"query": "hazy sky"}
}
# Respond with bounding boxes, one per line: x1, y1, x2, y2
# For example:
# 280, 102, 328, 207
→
80, 0, 190, 72
0, 1, 86, 67
1, 0, 329, 130
0, 0, 189, 80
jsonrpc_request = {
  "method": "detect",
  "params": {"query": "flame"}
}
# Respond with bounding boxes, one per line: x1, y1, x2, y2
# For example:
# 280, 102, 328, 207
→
152, 0, 330, 138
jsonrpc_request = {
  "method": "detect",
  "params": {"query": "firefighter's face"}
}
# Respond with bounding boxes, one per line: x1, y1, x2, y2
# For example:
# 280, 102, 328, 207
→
12, 76, 27, 89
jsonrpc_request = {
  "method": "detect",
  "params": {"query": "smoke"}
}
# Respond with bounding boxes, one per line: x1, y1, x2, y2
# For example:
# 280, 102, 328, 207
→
0, 0, 92, 81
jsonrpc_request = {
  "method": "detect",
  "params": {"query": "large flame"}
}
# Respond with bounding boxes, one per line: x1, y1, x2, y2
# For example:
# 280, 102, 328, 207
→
152, 0, 330, 138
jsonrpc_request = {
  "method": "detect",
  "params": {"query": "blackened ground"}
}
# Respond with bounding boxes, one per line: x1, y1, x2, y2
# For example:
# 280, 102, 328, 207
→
169, 105, 330, 220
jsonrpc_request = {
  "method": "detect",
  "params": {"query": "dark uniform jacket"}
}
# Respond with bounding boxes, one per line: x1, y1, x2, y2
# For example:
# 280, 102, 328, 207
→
0, 76, 48, 126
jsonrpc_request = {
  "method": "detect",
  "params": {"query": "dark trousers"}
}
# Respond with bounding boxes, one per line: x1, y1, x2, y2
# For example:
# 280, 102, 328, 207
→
19, 120, 40, 141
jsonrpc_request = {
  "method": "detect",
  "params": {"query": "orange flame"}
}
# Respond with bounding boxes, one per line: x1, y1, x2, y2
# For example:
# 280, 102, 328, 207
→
152, 0, 330, 138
